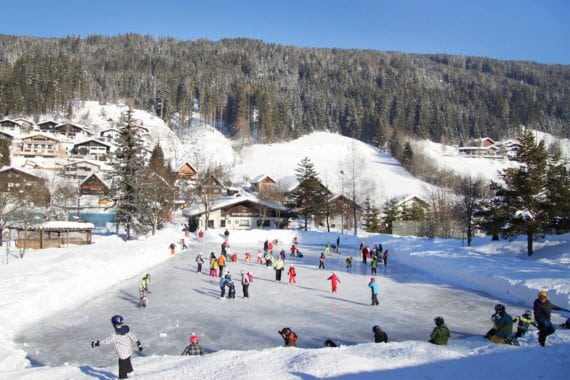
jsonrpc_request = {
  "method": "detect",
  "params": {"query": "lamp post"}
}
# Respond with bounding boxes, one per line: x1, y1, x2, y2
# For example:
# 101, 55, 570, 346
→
340, 170, 344, 235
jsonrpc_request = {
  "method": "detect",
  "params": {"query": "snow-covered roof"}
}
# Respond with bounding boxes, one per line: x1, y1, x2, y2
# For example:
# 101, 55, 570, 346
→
250, 174, 276, 184
72, 138, 112, 148
10, 221, 94, 230
182, 191, 289, 217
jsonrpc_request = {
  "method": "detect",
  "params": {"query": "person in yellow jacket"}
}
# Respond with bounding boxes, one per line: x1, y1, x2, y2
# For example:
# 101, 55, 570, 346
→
209, 253, 219, 277
274, 257, 284, 281
217, 254, 226, 277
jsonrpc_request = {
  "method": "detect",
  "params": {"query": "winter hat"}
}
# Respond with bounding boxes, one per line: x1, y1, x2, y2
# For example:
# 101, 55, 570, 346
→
370, 277, 375, 282
240, 270, 245, 275
538, 290, 548, 298
523, 309, 532, 317
372, 325, 381, 332
190, 333, 199, 344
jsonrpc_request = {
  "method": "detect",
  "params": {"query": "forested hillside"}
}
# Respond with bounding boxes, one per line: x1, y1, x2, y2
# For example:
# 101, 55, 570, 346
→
0, 34, 568, 143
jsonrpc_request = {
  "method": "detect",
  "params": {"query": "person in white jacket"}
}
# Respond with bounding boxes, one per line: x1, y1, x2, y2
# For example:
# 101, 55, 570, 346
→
91, 315, 143, 379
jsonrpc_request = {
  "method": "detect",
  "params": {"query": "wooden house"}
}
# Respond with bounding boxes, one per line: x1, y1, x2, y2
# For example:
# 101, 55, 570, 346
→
175, 162, 198, 181
0, 166, 50, 205
250, 175, 276, 193
15, 133, 65, 158
37, 120, 59, 133
53, 122, 93, 140
9, 221, 94, 249
62, 160, 107, 181
79, 173, 110, 196
71, 139, 112, 160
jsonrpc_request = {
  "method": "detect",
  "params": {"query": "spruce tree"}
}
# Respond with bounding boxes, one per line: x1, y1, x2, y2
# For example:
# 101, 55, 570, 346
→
293, 157, 326, 231
487, 130, 549, 256
112, 108, 146, 240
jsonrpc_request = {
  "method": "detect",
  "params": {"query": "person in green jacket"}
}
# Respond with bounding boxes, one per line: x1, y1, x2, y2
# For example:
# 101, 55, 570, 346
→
370, 256, 379, 276
429, 316, 450, 345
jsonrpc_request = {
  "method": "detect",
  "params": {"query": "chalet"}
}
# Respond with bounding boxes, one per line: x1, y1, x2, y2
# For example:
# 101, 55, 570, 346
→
99, 128, 121, 143
200, 175, 226, 199
70, 139, 112, 160
53, 122, 93, 140
15, 133, 66, 158
37, 120, 59, 133
175, 162, 198, 181
0, 118, 22, 132
458, 145, 502, 158
480, 137, 495, 147
13, 118, 35, 131
182, 192, 294, 231
0, 130, 16, 143
0, 166, 50, 205
80, 173, 110, 196
327, 194, 363, 232
62, 160, 109, 181
387, 194, 431, 237
250, 175, 276, 193
390, 194, 430, 217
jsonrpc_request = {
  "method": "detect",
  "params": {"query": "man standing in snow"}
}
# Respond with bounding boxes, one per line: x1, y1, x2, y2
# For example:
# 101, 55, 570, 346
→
91, 315, 143, 380
534, 290, 569, 347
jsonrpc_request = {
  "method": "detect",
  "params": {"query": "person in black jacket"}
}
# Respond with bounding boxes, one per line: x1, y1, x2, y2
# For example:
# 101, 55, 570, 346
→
372, 325, 388, 343
534, 290, 569, 347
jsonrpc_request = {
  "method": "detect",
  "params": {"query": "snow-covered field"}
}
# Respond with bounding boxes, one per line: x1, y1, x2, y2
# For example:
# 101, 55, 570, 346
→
0, 225, 568, 379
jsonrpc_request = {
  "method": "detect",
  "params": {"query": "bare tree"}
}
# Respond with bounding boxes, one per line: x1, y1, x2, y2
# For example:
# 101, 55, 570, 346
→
342, 143, 374, 235
455, 175, 487, 246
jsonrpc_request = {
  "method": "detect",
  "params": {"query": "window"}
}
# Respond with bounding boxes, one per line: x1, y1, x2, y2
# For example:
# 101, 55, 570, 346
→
207, 220, 214, 228
220, 220, 226, 228
239, 219, 250, 227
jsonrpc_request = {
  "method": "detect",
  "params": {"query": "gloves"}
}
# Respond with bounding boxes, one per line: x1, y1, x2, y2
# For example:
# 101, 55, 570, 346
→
137, 341, 143, 352
91, 340, 99, 348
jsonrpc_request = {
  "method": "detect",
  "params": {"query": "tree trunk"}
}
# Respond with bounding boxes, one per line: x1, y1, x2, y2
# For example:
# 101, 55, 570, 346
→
527, 230, 534, 256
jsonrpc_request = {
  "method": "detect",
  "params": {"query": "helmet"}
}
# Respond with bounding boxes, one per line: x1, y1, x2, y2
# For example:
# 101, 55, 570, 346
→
494, 304, 506, 315
281, 327, 291, 335
370, 277, 375, 282
372, 325, 380, 332
434, 316, 445, 326
190, 333, 199, 344
538, 290, 548, 298
523, 309, 532, 317
111, 315, 124, 328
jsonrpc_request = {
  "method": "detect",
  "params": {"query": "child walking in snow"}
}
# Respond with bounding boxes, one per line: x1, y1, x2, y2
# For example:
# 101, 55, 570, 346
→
288, 264, 297, 285
195, 253, 204, 274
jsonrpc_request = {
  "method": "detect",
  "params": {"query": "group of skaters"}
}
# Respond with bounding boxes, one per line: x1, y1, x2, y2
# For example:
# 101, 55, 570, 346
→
360, 242, 389, 266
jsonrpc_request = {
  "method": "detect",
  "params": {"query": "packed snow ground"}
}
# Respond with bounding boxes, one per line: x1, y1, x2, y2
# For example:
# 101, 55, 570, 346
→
1, 225, 569, 379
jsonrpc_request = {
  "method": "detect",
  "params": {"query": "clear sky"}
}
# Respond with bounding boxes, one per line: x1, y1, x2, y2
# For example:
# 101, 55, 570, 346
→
2, 0, 569, 65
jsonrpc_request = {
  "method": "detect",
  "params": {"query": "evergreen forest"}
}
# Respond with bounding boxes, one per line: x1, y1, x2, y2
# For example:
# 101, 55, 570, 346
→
1, 34, 568, 144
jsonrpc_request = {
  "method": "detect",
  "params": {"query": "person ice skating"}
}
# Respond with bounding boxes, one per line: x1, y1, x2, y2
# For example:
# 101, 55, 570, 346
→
327, 272, 341, 293
484, 304, 517, 345
274, 256, 285, 281
140, 274, 151, 292
293, 236, 299, 245
195, 253, 204, 274
220, 241, 228, 258
180, 238, 188, 251
429, 317, 450, 345
224, 228, 230, 241
241, 270, 250, 298
198, 229, 204, 242
245, 252, 251, 262
513, 309, 537, 338
318, 253, 326, 269
324, 243, 331, 255
368, 277, 379, 305
209, 253, 219, 277
336, 236, 340, 253
362, 246, 368, 264
217, 254, 226, 278
278, 327, 298, 347
91, 315, 143, 380
138, 283, 148, 307
247, 271, 254, 283
324, 339, 338, 347
370, 255, 379, 275
169, 243, 176, 255
534, 290, 569, 347
383, 250, 389, 266
345, 256, 353, 271
181, 333, 204, 356
372, 325, 388, 343
290, 244, 297, 257
288, 264, 297, 285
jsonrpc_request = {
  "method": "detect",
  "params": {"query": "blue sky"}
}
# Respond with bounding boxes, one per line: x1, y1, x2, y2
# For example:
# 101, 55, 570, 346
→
3, 0, 569, 64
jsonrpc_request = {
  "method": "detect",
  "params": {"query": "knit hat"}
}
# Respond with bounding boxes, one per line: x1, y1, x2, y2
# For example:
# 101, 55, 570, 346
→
190, 333, 199, 344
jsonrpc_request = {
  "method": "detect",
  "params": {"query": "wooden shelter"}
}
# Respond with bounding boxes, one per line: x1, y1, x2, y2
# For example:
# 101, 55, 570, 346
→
11, 221, 94, 249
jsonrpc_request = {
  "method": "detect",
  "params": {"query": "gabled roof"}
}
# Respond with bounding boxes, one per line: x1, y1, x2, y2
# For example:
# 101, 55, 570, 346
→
80, 173, 109, 188
0, 165, 44, 180
250, 174, 276, 184
73, 138, 112, 148
37, 120, 58, 127
175, 162, 198, 172
182, 191, 290, 218
0, 118, 22, 126
63, 160, 102, 169
392, 194, 429, 208
54, 122, 91, 132
21, 132, 61, 142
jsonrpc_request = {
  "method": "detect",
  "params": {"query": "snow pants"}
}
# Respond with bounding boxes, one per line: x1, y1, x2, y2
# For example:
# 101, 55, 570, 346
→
118, 356, 133, 379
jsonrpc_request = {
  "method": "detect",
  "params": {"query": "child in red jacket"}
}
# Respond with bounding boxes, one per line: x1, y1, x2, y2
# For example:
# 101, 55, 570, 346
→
327, 272, 341, 292
288, 264, 297, 284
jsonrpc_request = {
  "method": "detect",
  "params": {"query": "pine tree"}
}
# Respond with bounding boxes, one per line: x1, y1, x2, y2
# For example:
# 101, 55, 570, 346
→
543, 157, 570, 233
293, 157, 326, 231
0, 138, 11, 166
487, 130, 549, 256
363, 198, 381, 232
112, 108, 147, 240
